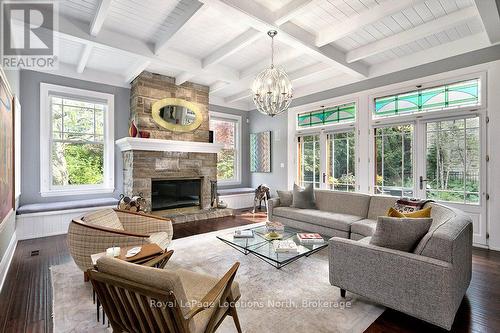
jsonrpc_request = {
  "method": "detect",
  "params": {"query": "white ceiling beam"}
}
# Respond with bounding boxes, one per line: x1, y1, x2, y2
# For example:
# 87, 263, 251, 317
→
125, 59, 151, 84
76, 44, 93, 73
175, 72, 196, 85
239, 49, 301, 79
209, 81, 229, 93
274, 0, 315, 26
346, 6, 478, 63
201, 0, 369, 78
90, 0, 112, 36
48, 16, 239, 83
369, 32, 490, 77
293, 74, 358, 99
154, 0, 204, 55
474, 0, 500, 44
225, 62, 331, 103
316, 0, 426, 46
202, 28, 261, 68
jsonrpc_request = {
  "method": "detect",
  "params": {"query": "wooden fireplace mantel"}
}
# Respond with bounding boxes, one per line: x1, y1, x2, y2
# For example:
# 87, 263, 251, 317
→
115, 137, 224, 153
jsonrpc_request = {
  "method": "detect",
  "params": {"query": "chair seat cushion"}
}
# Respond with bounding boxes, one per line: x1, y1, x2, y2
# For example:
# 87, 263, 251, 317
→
273, 207, 363, 232
148, 232, 171, 249
351, 219, 378, 237
177, 268, 240, 333
83, 209, 124, 230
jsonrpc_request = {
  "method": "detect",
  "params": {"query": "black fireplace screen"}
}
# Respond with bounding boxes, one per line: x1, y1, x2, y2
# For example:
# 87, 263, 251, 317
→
151, 179, 201, 211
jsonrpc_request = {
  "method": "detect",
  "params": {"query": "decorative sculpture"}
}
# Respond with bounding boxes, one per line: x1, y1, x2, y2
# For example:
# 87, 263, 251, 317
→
252, 184, 271, 214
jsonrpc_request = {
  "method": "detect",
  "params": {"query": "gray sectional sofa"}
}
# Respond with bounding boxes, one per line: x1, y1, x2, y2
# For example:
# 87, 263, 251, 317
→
268, 190, 473, 330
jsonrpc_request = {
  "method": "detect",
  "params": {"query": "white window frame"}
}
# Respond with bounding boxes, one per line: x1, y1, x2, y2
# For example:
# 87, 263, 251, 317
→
209, 111, 242, 186
39, 83, 115, 197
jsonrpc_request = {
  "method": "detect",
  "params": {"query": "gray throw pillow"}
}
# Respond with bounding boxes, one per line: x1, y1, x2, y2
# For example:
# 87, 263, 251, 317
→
291, 184, 315, 209
277, 190, 293, 207
369, 216, 432, 252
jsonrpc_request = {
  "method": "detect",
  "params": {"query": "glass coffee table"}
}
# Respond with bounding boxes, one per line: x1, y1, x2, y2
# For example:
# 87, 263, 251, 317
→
217, 225, 328, 269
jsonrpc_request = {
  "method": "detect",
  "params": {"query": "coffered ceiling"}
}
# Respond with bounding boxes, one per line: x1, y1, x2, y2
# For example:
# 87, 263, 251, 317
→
35, 0, 500, 109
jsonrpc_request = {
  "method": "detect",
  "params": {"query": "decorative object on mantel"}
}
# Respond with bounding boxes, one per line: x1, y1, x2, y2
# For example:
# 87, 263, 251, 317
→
128, 119, 139, 137
250, 131, 271, 173
151, 97, 203, 133
251, 30, 293, 117
139, 130, 150, 138
252, 184, 271, 214
117, 193, 147, 212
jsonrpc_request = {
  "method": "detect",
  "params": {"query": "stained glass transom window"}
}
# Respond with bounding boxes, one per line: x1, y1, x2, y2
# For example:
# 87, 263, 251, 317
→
374, 79, 479, 117
297, 102, 356, 128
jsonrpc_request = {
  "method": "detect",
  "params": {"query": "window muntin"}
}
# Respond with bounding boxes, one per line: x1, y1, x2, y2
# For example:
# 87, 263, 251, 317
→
374, 79, 479, 118
297, 135, 320, 188
374, 125, 414, 197
210, 116, 239, 183
327, 131, 355, 192
298, 102, 356, 128
425, 117, 480, 204
50, 95, 107, 188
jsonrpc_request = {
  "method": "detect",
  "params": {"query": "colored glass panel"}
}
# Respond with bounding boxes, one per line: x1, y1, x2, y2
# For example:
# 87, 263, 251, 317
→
374, 79, 479, 117
297, 102, 356, 128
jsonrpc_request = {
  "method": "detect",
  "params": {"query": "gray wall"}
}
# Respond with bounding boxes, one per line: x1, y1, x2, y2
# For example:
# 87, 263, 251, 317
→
209, 104, 251, 189
19, 70, 130, 205
248, 111, 288, 195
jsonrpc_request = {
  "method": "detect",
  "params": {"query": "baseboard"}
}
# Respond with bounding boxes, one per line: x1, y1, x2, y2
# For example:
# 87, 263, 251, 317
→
16, 205, 116, 240
0, 231, 17, 292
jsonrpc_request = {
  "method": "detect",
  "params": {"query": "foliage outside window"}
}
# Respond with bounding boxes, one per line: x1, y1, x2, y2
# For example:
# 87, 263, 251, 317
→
297, 135, 320, 188
298, 102, 356, 128
50, 96, 106, 187
374, 79, 479, 118
426, 117, 480, 204
210, 117, 239, 183
374, 125, 414, 197
327, 131, 355, 192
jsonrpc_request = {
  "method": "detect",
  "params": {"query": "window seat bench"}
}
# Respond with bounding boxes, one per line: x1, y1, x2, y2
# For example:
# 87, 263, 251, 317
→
217, 187, 255, 209
16, 198, 118, 240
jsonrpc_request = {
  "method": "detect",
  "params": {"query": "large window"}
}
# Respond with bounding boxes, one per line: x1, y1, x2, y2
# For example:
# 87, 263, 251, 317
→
374, 125, 414, 197
297, 135, 320, 188
374, 79, 479, 118
209, 112, 241, 185
425, 117, 480, 204
327, 131, 355, 191
40, 83, 114, 196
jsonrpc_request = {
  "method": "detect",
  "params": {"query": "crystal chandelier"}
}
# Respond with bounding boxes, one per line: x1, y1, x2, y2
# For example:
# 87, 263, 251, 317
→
252, 30, 293, 117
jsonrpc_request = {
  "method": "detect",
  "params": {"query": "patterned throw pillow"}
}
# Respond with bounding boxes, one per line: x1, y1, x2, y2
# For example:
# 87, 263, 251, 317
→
387, 206, 432, 218
394, 197, 433, 214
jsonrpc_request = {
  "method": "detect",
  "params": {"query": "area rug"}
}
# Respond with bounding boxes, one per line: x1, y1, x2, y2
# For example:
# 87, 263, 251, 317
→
51, 224, 384, 332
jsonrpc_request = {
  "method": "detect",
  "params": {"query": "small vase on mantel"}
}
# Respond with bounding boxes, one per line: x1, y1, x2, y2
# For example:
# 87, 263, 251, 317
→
129, 120, 139, 137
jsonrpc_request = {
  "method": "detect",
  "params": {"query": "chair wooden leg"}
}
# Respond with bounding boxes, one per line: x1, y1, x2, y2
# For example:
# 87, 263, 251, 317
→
230, 306, 242, 333
340, 289, 346, 298
84, 271, 90, 282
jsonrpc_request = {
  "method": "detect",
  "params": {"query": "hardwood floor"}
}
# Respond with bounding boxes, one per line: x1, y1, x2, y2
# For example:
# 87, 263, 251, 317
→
0, 210, 498, 333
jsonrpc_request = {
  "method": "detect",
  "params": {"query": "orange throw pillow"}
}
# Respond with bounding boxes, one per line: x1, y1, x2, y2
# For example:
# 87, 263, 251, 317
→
386, 206, 432, 218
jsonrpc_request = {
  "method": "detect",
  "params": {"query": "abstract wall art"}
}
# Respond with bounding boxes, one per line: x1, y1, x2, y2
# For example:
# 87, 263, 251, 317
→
250, 131, 271, 173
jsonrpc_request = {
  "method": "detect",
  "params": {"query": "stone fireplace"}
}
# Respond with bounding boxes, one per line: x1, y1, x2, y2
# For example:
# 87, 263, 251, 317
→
118, 71, 220, 213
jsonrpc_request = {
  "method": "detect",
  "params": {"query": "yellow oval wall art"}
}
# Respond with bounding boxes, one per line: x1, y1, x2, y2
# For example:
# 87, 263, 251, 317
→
151, 98, 203, 133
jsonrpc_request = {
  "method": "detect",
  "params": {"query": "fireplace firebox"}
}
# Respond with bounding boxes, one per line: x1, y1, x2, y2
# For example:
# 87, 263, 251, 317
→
151, 179, 201, 211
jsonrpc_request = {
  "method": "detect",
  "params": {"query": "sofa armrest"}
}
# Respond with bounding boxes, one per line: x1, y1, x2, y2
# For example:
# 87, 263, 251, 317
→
268, 198, 280, 220
329, 237, 459, 329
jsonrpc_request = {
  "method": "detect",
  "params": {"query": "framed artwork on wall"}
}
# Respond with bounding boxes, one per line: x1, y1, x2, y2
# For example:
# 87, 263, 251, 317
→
250, 131, 271, 173
0, 69, 14, 225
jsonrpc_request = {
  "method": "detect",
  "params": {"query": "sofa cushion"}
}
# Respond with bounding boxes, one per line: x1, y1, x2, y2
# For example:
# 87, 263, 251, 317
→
83, 209, 124, 230
370, 216, 432, 252
351, 219, 377, 237
277, 190, 293, 207
315, 190, 371, 217
367, 195, 397, 220
273, 207, 363, 232
291, 184, 316, 209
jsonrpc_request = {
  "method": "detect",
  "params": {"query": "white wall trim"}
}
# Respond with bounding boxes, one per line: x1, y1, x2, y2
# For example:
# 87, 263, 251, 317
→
39, 83, 115, 197
0, 229, 17, 292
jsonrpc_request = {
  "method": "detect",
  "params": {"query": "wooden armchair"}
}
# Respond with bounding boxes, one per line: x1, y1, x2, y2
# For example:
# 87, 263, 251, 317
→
67, 208, 173, 273
89, 256, 242, 333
